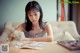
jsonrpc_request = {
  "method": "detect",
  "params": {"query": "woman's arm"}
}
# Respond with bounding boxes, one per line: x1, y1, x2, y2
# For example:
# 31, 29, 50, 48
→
44, 22, 54, 41
22, 37, 52, 42
22, 22, 54, 42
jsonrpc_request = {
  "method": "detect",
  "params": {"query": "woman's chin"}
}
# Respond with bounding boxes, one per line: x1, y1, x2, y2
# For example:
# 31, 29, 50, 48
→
32, 21, 38, 24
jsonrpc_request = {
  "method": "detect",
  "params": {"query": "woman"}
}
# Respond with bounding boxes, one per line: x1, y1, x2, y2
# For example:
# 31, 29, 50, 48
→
9, 1, 53, 42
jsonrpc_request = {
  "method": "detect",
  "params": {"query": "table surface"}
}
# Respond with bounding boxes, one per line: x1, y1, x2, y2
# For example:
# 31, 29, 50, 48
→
0, 41, 80, 53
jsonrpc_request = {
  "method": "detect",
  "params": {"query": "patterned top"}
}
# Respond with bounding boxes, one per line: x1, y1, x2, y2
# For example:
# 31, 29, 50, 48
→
24, 22, 47, 38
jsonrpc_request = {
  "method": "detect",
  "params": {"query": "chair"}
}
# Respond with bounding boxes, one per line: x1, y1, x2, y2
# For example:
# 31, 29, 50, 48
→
50, 21, 80, 41
0, 21, 80, 41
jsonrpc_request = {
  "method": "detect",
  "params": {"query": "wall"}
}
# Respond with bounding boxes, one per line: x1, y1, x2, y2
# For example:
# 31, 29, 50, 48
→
0, 0, 57, 35
73, 4, 80, 35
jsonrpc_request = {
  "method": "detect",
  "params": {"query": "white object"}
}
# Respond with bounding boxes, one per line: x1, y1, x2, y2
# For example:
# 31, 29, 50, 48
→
12, 30, 25, 41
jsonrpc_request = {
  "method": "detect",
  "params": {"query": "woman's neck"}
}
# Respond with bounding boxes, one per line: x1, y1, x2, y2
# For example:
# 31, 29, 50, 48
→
33, 23, 40, 30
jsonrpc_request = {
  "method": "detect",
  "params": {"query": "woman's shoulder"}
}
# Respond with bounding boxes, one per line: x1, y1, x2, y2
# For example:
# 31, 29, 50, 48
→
42, 22, 51, 27
45, 22, 51, 26
43, 22, 52, 30
15, 22, 26, 31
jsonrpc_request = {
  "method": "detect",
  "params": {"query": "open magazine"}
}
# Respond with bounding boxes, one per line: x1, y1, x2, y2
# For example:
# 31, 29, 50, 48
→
11, 41, 47, 50
57, 40, 80, 50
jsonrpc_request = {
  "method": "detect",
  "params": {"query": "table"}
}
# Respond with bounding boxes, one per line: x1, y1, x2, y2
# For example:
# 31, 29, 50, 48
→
0, 41, 80, 53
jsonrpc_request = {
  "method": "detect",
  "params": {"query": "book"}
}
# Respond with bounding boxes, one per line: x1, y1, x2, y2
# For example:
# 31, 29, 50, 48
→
57, 40, 80, 50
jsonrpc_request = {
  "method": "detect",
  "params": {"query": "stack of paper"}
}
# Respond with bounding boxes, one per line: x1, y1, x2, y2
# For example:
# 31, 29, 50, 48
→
15, 41, 47, 50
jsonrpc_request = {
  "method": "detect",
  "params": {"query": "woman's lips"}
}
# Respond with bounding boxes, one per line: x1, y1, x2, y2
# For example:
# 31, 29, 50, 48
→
32, 20, 36, 22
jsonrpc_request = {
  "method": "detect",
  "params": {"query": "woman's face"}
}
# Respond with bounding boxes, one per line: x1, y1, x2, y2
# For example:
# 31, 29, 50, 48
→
27, 10, 40, 24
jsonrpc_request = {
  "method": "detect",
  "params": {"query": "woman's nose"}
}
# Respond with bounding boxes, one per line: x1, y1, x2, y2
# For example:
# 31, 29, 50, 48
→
32, 16, 36, 20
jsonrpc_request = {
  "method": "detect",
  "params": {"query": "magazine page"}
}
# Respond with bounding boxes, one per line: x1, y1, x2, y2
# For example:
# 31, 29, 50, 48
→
10, 41, 47, 50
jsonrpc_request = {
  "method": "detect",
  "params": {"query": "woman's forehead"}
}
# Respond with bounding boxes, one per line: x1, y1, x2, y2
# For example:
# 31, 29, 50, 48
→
28, 9, 40, 14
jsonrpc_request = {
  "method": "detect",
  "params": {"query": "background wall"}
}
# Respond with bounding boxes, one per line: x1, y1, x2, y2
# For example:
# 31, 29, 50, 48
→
0, 0, 57, 35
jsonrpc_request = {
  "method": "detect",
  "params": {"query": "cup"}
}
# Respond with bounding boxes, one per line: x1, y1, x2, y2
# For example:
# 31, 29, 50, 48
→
0, 44, 9, 53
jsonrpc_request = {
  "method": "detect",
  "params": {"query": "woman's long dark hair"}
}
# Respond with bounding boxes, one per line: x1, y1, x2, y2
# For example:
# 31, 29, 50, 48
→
25, 1, 43, 32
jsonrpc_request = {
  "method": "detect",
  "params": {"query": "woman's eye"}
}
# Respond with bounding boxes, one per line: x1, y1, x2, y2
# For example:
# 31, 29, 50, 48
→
35, 14, 37, 16
29, 15, 32, 16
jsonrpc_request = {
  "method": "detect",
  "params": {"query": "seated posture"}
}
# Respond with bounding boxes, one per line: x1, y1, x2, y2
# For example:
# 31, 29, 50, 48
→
8, 1, 53, 42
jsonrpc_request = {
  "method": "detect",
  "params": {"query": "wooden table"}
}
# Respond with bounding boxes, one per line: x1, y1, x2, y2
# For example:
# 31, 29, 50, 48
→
0, 41, 80, 53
